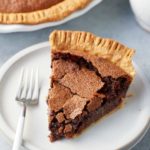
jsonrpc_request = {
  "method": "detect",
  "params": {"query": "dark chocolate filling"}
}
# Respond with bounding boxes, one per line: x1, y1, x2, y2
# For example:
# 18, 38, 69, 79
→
49, 53, 131, 142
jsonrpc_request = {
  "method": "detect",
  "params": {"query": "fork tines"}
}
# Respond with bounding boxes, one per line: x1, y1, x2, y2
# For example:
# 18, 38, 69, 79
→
16, 68, 39, 105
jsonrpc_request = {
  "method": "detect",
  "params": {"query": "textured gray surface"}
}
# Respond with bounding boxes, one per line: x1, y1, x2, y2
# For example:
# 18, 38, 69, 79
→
0, 0, 150, 149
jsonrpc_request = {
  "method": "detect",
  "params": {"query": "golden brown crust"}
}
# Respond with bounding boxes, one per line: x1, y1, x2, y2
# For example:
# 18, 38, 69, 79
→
0, 0, 91, 24
50, 30, 135, 78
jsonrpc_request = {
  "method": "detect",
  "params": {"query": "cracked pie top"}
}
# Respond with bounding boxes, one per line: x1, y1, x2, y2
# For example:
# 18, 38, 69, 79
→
47, 30, 135, 142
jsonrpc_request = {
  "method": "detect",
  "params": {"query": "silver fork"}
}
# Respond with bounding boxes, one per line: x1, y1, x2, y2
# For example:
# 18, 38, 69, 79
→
12, 68, 39, 150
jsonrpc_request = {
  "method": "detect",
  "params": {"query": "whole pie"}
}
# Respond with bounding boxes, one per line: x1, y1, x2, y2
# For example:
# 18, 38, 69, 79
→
0, 0, 91, 24
47, 30, 135, 142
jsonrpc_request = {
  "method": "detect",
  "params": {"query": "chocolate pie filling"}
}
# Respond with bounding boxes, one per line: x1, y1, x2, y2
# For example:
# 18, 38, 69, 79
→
47, 53, 132, 142
0, 0, 64, 13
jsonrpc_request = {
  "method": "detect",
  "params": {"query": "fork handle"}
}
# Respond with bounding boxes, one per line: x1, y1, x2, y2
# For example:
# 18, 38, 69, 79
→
12, 104, 26, 150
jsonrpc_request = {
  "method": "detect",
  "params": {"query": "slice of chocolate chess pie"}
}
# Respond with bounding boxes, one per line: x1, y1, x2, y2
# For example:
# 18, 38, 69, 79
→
47, 30, 135, 142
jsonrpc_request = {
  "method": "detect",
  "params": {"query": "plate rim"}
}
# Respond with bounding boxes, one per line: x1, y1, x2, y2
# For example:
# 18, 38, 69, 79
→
0, 41, 149, 150
0, 0, 102, 33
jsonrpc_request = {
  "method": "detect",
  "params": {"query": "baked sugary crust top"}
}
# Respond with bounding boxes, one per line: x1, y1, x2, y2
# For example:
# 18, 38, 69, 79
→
50, 30, 135, 78
0, 0, 63, 13
0, 0, 91, 24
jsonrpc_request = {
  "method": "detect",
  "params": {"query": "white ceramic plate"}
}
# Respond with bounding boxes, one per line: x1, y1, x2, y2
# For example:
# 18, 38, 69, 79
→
0, 0, 102, 33
0, 42, 149, 150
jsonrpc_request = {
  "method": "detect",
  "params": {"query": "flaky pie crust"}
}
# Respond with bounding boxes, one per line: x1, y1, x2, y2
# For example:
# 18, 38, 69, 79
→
0, 0, 91, 24
50, 30, 135, 78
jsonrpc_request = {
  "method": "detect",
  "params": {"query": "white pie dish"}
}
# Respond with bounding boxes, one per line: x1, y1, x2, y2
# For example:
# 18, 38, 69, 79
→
0, 0, 102, 33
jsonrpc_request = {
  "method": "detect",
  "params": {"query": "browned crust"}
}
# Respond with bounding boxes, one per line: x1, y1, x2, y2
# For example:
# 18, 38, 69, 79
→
0, 0, 91, 24
50, 30, 135, 78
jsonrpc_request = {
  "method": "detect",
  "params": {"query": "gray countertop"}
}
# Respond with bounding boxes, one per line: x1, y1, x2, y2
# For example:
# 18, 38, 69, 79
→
0, 0, 150, 149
